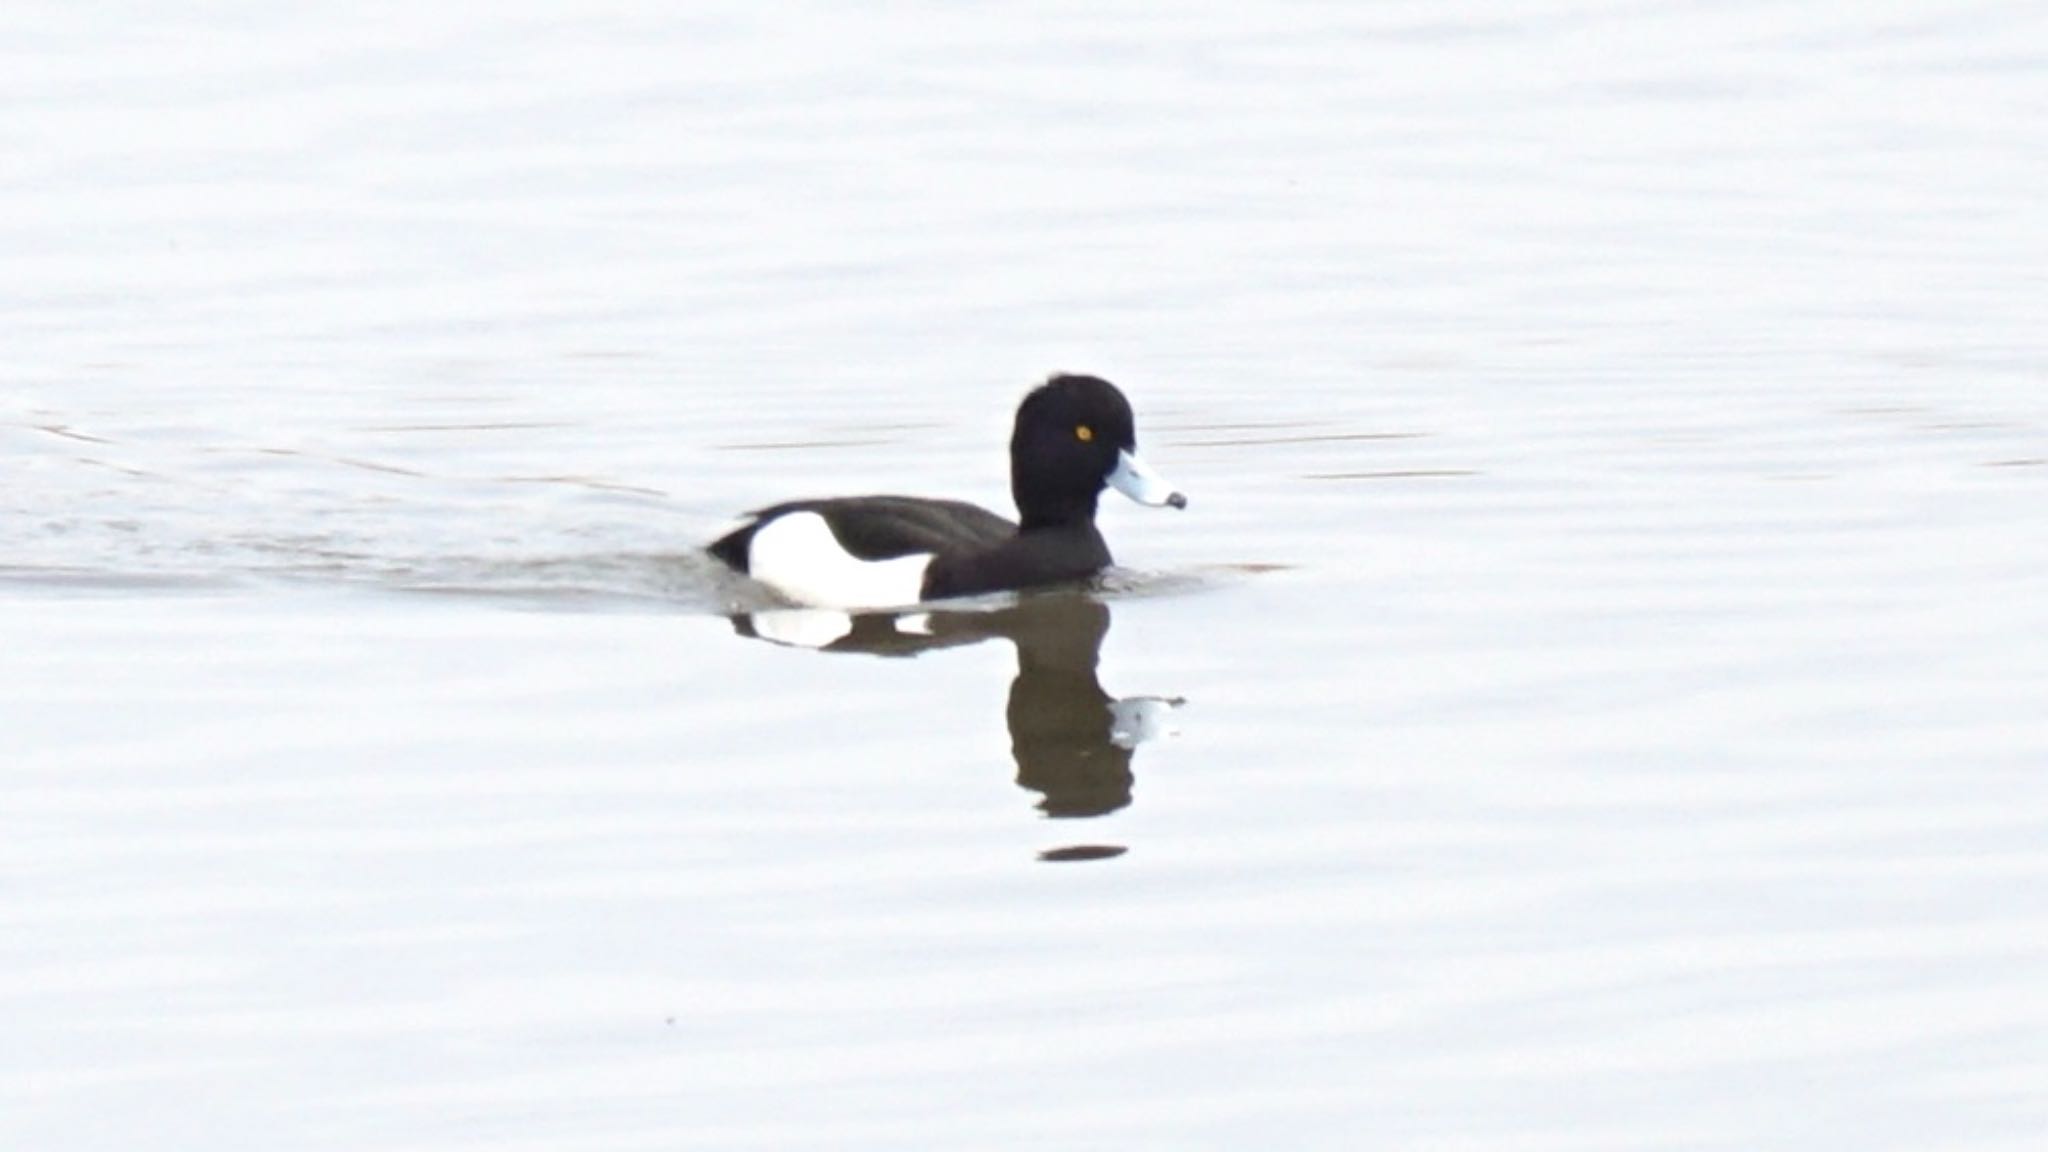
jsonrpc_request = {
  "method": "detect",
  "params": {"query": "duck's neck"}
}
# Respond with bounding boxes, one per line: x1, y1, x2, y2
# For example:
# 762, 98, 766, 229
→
1017, 494, 1099, 533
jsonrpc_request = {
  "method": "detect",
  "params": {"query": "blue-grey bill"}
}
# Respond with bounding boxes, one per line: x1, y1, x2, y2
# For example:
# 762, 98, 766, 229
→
1108, 449, 1187, 509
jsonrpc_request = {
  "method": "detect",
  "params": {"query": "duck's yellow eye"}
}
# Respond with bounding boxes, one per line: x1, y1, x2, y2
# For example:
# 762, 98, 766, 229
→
1075, 425, 1094, 442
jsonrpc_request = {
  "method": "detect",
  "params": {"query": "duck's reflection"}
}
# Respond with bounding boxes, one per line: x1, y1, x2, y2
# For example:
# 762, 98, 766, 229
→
730, 594, 1181, 857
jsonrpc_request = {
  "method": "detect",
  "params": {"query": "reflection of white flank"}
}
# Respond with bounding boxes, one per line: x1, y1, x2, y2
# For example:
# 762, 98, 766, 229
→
747, 511, 933, 609
750, 608, 853, 648
1109, 695, 1184, 748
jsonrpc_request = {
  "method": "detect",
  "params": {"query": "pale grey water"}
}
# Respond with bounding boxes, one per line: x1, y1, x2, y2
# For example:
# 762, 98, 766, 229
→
6, 3, 2048, 1148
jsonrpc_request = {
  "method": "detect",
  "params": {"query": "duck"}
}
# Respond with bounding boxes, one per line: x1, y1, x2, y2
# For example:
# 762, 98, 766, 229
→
708, 373, 1186, 609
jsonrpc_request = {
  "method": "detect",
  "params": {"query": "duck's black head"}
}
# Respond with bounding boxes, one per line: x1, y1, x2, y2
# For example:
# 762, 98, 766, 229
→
1009, 374, 1186, 530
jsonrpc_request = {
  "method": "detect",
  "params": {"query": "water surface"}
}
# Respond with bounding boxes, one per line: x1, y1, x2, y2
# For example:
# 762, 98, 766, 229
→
6, 3, 2047, 1148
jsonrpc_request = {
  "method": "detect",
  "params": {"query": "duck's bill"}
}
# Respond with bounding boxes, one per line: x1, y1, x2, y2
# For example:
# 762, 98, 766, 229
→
1109, 449, 1188, 509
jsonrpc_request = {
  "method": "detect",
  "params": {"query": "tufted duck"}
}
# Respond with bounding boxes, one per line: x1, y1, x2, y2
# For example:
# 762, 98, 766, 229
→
708, 374, 1185, 608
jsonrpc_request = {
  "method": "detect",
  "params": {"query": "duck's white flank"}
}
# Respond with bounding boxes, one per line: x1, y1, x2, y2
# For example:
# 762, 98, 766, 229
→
746, 511, 934, 610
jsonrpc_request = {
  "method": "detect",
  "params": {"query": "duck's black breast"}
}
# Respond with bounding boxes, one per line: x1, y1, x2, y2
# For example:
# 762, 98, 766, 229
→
709, 496, 1016, 572
922, 522, 1112, 600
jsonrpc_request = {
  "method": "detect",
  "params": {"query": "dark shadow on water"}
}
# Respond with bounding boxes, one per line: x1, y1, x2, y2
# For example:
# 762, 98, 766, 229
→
729, 593, 1182, 861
